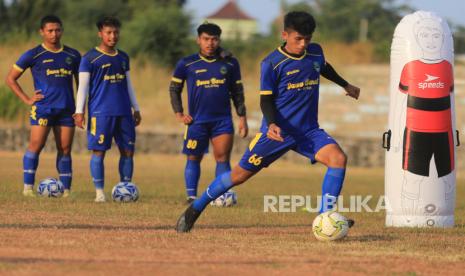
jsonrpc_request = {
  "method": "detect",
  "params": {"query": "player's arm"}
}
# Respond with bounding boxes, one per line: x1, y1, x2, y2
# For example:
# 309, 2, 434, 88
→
5, 65, 44, 105
320, 62, 360, 100
229, 58, 248, 138
170, 59, 192, 125
260, 60, 283, 142
74, 72, 90, 129
125, 71, 141, 126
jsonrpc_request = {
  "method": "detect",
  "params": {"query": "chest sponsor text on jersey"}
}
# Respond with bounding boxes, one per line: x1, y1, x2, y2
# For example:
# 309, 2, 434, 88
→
287, 79, 319, 90
196, 78, 226, 88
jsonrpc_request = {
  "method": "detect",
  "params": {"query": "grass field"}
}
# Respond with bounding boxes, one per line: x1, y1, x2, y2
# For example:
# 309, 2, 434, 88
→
0, 151, 465, 275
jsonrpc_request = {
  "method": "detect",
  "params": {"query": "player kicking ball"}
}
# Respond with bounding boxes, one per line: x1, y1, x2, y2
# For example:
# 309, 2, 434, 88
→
5, 15, 81, 197
176, 11, 360, 232
74, 16, 141, 202
169, 22, 248, 204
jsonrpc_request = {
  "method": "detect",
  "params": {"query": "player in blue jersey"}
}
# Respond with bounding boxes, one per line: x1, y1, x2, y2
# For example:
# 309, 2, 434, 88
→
74, 16, 141, 202
176, 11, 361, 232
5, 15, 81, 197
169, 22, 248, 204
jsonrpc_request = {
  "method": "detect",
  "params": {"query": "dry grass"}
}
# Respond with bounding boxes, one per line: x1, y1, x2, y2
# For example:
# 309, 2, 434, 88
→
0, 151, 464, 275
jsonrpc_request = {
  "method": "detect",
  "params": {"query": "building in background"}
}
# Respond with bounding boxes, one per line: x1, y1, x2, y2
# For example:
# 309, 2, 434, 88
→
204, 0, 257, 40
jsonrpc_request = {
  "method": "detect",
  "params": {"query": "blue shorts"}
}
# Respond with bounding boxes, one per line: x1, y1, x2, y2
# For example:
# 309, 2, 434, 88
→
29, 105, 74, 127
87, 115, 136, 151
239, 128, 337, 172
182, 119, 234, 156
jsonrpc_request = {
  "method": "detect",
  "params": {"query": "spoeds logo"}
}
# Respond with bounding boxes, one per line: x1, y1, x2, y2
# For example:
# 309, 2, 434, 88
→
418, 73, 444, 89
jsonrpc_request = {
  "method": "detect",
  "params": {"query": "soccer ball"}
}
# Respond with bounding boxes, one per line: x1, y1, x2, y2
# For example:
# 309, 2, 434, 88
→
312, 211, 349, 241
111, 182, 139, 202
210, 190, 237, 207
37, 178, 64, 197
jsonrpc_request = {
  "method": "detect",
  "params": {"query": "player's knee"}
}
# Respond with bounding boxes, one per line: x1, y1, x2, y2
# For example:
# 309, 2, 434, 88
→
330, 151, 347, 168
28, 140, 45, 153
187, 155, 202, 161
214, 153, 230, 163
57, 145, 72, 156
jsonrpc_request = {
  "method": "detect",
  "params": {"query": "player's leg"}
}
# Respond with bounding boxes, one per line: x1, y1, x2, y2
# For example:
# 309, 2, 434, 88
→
53, 125, 74, 196
23, 125, 51, 196
302, 129, 347, 213
185, 154, 203, 203
87, 115, 113, 202
114, 115, 136, 183
182, 123, 209, 202
210, 119, 235, 176
176, 132, 292, 232
315, 143, 347, 213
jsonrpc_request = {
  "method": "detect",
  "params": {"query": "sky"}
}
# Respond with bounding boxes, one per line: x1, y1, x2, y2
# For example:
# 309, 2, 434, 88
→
185, 0, 465, 34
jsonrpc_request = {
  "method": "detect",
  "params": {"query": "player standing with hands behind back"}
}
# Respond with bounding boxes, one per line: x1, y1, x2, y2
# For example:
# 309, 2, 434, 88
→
74, 16, 141, 202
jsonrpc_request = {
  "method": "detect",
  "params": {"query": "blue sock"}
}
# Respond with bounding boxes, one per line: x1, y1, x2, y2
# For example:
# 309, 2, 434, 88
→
192, 171, 233, 212
320, 167, 346, 213
90, 154, 104, 189
119, 156, 134, 182
185, 159, 201, 197
57, 155, 72, 189
215, 161, 231, 177
23, 150, 39, 186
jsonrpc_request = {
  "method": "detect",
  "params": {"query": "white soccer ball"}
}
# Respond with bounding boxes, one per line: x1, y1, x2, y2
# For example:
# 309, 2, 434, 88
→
37, 178, 64, 197
312, 211, 349, 241
210, 190, 237, 207
111, 182, 139, 202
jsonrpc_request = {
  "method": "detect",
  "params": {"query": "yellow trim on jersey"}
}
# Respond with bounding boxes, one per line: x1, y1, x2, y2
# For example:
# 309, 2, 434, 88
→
91, 54, 105, 64
13, 64, 24, 72
41, 43, 63, 53
91, 117, 97, 136
185, 59, 202, 67
277, 47, 307, 60
172, 77, 183, 83
95, 47, 118, 57
273, 57, 290, 70
236, 80, 242, 84
33, 50, 48, 59
248, 133, 262, 151
183, 125, 189, 140
260, 90, 273, 95
63, 50, 78, 58
199, 54, 216, 63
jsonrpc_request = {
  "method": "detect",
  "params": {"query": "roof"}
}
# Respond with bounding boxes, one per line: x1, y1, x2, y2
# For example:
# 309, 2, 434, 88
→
206, 0, 254, 20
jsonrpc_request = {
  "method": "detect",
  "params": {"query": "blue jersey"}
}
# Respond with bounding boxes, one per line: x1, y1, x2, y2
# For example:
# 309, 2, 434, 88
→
79, 47, 131, 116
259, 43, 325, 135
172, 54, 242, 123
14, 44, 81, 110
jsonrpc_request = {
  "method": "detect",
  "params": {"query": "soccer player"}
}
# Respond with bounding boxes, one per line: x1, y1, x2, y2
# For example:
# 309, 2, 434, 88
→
74, 16, 141, 202
169, 22, 248, 204
176, 11, 360, 232
5, 15, 81, 197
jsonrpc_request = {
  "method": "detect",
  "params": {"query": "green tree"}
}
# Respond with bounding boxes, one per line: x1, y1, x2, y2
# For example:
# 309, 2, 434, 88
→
125, 4, 192, 66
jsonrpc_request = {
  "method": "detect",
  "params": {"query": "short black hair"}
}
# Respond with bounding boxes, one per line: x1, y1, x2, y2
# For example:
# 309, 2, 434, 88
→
284, 11, 316, 35
40, 15, 62, 29
96, 16, 121, 31
197, 22, 222, 37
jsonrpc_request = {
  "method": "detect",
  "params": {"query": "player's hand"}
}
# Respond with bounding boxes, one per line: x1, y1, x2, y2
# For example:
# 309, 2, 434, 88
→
344, 84, 360, 100
133, 111, 142, 127
26, 90, 44, 105
267, 123, 284, 142
73, 113, 85, 129
238, 116, 248, 138
175, 112, 193, 125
